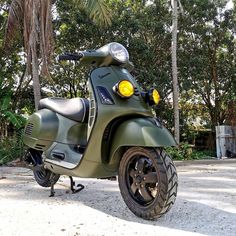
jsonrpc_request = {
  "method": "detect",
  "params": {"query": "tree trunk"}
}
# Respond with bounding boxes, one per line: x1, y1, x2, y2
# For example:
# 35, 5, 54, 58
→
31, 1, 41, 110
171, 0, 180, 144
31, 48, 41, 110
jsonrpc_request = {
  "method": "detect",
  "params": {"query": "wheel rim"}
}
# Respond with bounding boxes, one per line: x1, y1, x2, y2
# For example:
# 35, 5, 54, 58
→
126, 154, 159, 206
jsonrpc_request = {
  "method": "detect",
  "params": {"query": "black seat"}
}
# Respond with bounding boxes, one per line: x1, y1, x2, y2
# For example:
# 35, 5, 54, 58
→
38, 97, 89, 123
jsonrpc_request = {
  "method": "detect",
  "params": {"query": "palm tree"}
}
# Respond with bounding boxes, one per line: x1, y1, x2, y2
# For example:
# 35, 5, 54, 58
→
4, 0, 111, 110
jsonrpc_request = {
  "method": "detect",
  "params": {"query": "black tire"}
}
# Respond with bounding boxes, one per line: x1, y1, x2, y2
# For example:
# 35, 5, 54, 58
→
29, 149, 60, 187
118, 147, 178, 220
34, 169, 60, 187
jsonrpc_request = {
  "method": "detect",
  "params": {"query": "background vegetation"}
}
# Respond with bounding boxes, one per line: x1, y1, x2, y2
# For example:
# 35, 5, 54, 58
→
0, 0, 235, 163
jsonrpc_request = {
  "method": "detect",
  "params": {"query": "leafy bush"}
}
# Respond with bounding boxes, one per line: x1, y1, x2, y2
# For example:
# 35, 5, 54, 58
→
166, 143, 215, 160
0, 95, 26, 130
190, 150, 216, 160
0, 130, 25, 165
0, 94, 26, 165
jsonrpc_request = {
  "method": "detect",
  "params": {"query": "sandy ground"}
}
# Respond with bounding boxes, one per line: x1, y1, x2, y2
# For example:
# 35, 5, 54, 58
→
0, 159, 236, 236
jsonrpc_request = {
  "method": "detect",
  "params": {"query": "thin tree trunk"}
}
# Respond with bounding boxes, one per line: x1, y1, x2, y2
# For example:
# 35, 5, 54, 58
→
31, 47, 41, 110
31, 1, 41, 110
171, 0, 180, 144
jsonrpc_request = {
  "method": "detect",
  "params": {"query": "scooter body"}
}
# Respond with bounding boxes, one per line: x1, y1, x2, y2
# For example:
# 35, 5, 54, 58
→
23, 43, 178, 220
24, 65, 175, 177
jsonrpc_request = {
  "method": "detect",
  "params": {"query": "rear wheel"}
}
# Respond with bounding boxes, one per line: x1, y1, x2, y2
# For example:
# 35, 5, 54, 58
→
118, 147, 178, 220
34, 168, 60, 187
26, 149, 60, 187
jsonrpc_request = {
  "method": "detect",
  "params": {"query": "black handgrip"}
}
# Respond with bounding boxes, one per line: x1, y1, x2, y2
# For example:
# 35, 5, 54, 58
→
58, 53, 83, 61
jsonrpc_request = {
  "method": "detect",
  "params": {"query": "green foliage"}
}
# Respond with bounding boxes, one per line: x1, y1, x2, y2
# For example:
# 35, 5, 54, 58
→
190, 150, 216, 160
0, 130, 25, 165
178, 0, 236, 129
0, 93, 26, 132
166, 143, 194, 160
74, 0, 112, 26
166, 143, 216, 160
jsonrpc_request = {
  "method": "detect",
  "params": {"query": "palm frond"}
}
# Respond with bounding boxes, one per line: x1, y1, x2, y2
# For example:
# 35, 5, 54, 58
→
39, 0, 54, 80
4, 111, 22, 129
4, 0, 24, 51
78, 0, 112, 27
5, 0, 54, 80
4, 0, 110, 88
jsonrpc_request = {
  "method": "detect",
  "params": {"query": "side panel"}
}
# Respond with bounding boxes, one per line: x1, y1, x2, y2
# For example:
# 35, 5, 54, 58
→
23, 109, 87, 167
23, 109, 59, 150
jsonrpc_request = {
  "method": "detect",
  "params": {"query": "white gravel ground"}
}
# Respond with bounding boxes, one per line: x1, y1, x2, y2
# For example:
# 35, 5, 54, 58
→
0, 159, 236, 236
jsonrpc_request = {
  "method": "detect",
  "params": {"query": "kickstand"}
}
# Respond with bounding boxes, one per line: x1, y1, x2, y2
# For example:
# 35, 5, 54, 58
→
69, 176, 84, 194
49, 174, 59, 197
49, 183, 55, 197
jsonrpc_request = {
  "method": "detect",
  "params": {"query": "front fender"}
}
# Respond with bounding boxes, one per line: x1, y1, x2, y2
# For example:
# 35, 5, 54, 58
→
109, 118, 176, 161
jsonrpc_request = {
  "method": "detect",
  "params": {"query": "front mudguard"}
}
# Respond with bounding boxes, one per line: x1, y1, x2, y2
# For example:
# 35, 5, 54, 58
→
109, 118, 176, 165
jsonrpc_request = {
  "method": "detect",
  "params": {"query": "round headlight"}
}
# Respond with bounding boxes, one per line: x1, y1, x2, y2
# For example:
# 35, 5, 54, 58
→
109, 43, 129, 63
114, 80, 134, 98
148, 88, 160, 105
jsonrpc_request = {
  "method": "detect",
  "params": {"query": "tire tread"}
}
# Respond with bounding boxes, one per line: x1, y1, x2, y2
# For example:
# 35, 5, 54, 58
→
118, 147, 178, 220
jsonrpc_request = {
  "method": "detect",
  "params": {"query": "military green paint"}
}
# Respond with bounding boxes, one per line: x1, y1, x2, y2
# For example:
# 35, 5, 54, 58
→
111, 118, 176, 147
24, 66, 176, 178
24, 111, 87, 155
23, 109, 59, 150
108, 118, 176, 166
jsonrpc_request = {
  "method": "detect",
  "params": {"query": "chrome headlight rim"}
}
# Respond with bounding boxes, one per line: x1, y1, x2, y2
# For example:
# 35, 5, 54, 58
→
109, 42, 129, 63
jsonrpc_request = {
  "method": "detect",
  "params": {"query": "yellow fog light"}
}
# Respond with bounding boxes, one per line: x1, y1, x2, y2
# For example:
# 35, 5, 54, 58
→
114, 80, 134, 98
148, 88, 160, 105
152, 89, 160, 104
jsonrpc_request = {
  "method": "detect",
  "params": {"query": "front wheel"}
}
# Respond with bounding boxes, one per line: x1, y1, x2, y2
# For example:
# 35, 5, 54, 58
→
118, 147, 178, 220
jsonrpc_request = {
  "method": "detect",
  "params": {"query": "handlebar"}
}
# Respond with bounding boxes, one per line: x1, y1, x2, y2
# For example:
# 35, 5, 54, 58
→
58, 53, 83, 61
58, 49, 133, 72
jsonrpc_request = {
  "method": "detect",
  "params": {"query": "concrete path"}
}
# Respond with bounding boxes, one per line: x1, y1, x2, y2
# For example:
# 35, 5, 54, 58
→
0, 159, 236, 236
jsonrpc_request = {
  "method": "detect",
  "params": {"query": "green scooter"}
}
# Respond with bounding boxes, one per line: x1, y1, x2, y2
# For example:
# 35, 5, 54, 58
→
23, 42, 178, 220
